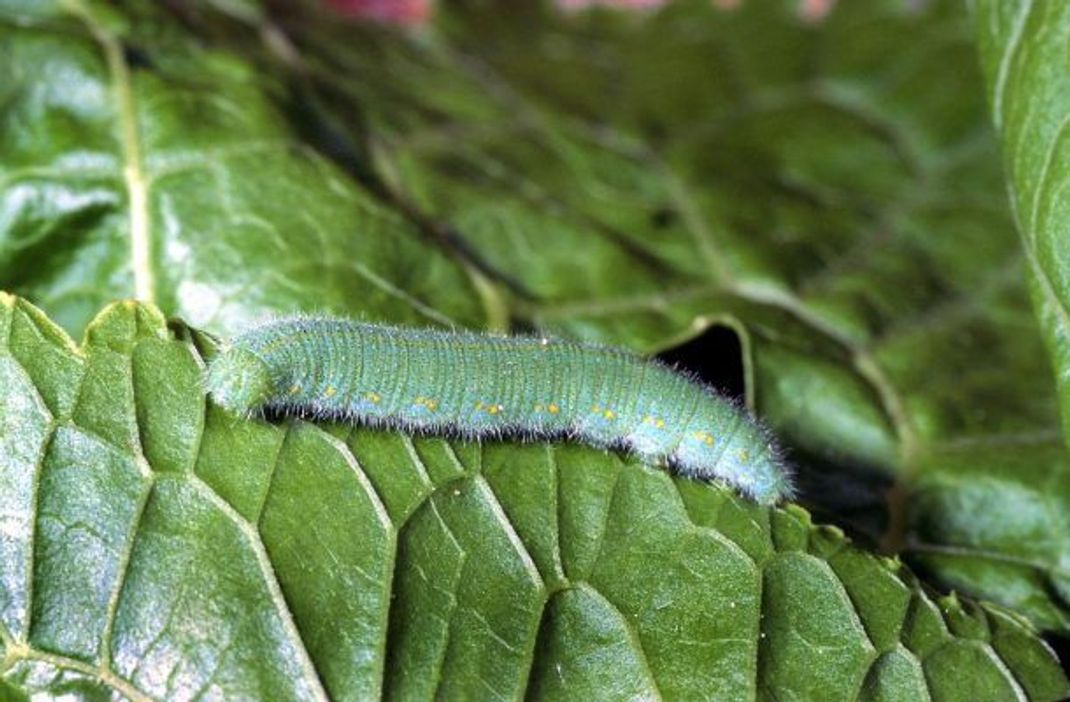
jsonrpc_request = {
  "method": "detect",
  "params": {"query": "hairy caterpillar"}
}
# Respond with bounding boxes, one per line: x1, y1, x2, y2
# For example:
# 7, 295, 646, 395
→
205, 317, 792, 504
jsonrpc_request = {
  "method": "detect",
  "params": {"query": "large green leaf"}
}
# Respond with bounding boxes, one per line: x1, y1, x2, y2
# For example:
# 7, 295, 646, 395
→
0, 0, 487, 334
261, 0, 1070, 632
0, 295, 1065, 700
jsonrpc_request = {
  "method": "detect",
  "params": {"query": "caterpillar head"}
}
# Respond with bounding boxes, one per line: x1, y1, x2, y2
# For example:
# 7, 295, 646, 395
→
206, 346, 275, 415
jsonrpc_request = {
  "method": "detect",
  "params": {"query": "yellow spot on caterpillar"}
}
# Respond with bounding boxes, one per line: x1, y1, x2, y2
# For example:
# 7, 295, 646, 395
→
324, 386, 337, 398
655, 419, 666, 429
366, 391, 381, 404
475, 401, 485, 410
694, 431, 716, 446
592, 405, 601, 413
534, 403, 544, 412
548, 403, 560, 414
603, 409, 616, 420
487, 404, 503, 415
415, 396, 438, 411
288, 384, 301, 395
738, 450, 749, 463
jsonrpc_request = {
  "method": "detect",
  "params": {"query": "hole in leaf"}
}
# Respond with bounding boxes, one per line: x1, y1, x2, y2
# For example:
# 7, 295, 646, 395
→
656, 324, 744, 397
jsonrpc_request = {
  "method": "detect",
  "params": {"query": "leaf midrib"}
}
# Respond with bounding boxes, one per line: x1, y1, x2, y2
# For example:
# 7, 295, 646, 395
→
64, 0, 156, 304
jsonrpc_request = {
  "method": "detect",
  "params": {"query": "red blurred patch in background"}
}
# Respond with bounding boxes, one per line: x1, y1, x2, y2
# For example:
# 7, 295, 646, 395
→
325, 0, 432, 24
558, 0, 667, 9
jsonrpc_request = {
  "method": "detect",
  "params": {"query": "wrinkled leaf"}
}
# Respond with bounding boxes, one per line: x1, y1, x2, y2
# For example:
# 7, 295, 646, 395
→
0, 295, 1066, 700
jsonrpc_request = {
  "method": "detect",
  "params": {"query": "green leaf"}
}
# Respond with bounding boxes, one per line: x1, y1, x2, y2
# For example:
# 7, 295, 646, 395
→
972, 6, 1070, 456
0, 296, 1066, 700
0, 0, 487, 335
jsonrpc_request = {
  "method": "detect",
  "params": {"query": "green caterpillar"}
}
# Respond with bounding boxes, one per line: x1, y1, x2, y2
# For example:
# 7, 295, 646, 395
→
205, 317, 792, 504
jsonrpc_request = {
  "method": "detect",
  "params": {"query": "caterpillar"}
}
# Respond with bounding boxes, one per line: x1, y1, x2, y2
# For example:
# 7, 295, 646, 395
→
205, 317, 793, 504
